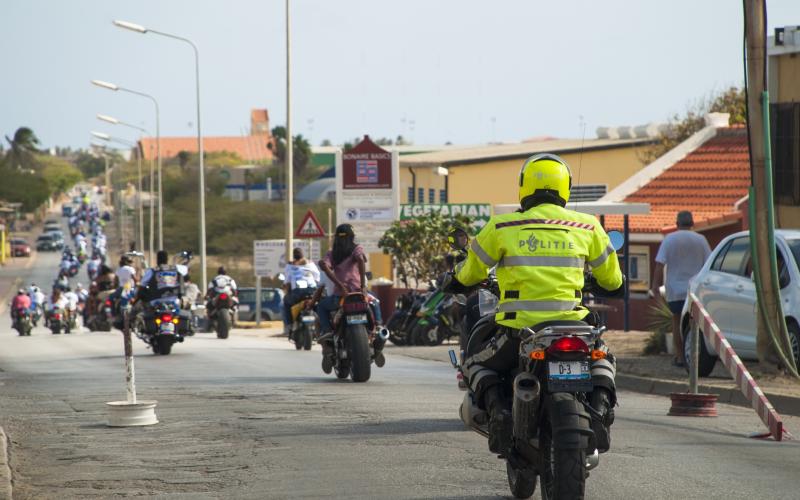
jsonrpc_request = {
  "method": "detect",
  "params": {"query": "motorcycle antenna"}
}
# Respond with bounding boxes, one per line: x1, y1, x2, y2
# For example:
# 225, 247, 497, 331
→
570, 115, 587, 210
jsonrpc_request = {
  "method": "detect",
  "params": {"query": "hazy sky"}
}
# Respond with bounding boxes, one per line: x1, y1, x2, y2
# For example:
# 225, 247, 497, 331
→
2, 0, 799, 150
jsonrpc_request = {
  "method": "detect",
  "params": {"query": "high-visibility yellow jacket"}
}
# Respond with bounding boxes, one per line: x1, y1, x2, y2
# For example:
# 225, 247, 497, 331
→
455, 203, 623, 329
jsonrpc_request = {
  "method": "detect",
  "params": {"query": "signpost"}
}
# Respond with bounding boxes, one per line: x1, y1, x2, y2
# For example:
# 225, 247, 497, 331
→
294, 209, 326, 239
253, 239, 320, 326
400, 203, 492, 231
335, 136, 399, 261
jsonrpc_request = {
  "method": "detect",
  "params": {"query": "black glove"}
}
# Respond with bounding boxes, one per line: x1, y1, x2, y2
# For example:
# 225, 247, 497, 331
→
439, 272, 471, 295
589, 275, 626, 299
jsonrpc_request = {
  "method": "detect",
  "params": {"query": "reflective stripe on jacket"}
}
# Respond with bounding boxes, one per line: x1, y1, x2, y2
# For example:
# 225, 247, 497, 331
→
455, 203, 623, 329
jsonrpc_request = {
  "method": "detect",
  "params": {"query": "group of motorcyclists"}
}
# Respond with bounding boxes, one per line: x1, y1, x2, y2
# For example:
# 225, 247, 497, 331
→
10, 153, 627, 497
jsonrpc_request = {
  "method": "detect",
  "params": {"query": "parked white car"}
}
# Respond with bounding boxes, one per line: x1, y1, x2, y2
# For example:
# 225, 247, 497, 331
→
679, 229, 800, 376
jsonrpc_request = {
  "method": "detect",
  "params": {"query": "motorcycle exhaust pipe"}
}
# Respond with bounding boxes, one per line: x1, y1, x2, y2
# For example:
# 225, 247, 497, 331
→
512, 372, 541, 443
373, 327, 390, 351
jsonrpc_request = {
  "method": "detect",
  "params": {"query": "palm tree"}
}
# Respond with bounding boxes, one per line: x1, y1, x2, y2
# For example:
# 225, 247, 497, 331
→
4, 127, 40, 170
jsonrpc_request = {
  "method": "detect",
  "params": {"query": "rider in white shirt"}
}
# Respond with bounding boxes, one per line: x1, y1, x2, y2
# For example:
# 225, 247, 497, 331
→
282, 247, 321, 333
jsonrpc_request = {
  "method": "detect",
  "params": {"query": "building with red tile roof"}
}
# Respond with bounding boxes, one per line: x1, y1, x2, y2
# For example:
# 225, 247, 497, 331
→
598, 113, 752, 330
137, 108, 274, 162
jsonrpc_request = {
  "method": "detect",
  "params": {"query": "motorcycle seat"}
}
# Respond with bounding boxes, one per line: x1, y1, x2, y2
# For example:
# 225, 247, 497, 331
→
465, 314, 498, 358
529, 320, 590, 333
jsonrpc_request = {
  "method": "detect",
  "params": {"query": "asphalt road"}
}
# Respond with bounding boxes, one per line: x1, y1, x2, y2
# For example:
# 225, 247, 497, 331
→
1, 230, 798, 499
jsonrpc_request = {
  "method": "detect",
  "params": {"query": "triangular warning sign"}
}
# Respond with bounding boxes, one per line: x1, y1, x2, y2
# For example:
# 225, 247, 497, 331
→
294, 209, 326, 238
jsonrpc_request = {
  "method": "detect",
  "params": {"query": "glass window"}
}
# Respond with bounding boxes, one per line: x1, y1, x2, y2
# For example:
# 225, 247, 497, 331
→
408, 187, 415, 203
710, 240, 732, 271
719, 237, 750, 276
239, 290, 255, 303
428, 188, 435, 204
439, 189, 447, 203
788, 239, 800, 272
261, 289, 276, 302
418, 188, 424, 203
777, 250, 791, 289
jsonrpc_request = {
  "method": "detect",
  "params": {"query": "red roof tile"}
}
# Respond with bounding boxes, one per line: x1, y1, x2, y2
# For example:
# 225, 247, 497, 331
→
137, 135, 274, 162
606, 128, 750, 233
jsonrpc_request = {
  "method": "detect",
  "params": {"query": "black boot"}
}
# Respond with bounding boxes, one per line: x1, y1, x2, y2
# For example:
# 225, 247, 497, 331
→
590, 387, 615, 453
320, 338, 334, 374
484, 385, 513, 456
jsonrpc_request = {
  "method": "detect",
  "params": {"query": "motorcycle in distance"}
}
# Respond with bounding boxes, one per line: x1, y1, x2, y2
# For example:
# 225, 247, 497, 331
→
132, 251, 194, 355
207, 284, 237, 339
13, 308, 33, 336
48, 306, 69, 334
444, 226, 625, 500
409, 286, 464, 346
322, 292, 389, 382
289, 285, 324, 351
385, 289, 425, 346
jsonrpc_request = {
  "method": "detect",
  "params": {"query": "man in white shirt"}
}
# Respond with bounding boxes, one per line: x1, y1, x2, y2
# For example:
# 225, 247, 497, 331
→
282, 248, 321, 334
650, 211, 711, 366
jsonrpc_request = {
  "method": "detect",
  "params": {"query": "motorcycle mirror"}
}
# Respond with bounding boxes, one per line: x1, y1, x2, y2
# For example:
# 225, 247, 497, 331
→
447, 226, 470, 251
607, 230, 624, 252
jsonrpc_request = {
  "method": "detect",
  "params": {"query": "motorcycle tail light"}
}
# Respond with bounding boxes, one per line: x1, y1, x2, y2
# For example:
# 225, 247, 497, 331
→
591, 349, 607, 360
105, 299, 112, 306
546, 336, 589, 354
219, 293, 228, 300
53, 313, 61, 320
161, 314, 173, 323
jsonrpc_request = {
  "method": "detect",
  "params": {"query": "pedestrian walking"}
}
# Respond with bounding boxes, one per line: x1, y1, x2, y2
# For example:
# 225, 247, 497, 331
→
650, 211, 711, 366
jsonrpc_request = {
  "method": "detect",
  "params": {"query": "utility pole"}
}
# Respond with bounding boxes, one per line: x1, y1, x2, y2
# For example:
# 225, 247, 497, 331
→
284, 0, 294, 263
745, 0, 798, 374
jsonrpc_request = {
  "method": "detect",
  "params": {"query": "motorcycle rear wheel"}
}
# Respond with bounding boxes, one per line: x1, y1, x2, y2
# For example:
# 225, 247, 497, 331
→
302, 327, 312, 350
216, 310, 231, 339
541, 424, 586, 499
348, 324, 371, 383
153, 336, 173, 355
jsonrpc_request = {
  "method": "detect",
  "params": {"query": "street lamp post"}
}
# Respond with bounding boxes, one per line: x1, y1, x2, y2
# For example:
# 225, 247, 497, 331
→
113, 19, 208, 290
91, 80, 162, 252
97, 114, 148, 260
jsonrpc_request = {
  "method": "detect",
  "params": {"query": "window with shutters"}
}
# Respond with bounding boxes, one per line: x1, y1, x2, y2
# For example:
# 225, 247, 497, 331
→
570, 184, 607, 202
418, 188, 424, 203
439, 189, 448, 203
428, 188, 435, 203
771, 103, 800, 205
408, 187, 415, 203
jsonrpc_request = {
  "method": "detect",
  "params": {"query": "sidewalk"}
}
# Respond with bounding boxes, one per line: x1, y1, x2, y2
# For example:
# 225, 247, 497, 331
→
384, 331, 800, 417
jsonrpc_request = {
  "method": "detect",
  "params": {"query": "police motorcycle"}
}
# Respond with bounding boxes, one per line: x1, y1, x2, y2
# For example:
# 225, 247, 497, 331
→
442, 227, 625, 500
132, 251, 194, 355
320, 291, 390, 383
48, 305, 69, 334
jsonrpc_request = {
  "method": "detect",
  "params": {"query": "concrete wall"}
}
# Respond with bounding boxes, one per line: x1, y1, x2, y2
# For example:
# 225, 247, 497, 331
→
776, 53, 800, 102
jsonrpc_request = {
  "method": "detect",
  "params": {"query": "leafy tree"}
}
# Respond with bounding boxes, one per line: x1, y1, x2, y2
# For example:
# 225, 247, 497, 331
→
177, 150, 191, 170
269, 126, 312, 176
378, 212, 473, 288
375, 137, 394, 146
320, 139, 332, 147
4, 126, 40, 169
74, 151, 106, 178
39, 155, 83, 194
641, 86, 746, 163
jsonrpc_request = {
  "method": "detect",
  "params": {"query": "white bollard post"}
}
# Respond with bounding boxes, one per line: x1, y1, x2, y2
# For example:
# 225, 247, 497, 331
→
255, 277, 262, 327
690, 303, 699, 395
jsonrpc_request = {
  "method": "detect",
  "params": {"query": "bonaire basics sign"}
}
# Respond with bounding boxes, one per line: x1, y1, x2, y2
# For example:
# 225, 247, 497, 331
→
400, 203, 492, 231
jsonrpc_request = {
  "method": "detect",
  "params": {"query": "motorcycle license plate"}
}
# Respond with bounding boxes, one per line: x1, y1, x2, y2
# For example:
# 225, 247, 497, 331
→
547, 361, 592, 392
346, 314, 368, 325
301, 315, 315, 323
159, 322, 175, 334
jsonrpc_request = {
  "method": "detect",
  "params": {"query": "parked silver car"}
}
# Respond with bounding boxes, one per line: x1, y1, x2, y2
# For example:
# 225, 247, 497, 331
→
680, 229, 800, 376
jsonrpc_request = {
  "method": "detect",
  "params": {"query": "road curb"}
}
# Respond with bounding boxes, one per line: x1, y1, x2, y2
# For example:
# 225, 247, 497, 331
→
616, 373, 800, 417
0, 427, 12, 500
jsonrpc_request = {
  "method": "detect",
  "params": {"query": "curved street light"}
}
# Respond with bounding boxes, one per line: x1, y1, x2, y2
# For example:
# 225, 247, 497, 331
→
113, 19, 208, 289
91, 79, 163, 252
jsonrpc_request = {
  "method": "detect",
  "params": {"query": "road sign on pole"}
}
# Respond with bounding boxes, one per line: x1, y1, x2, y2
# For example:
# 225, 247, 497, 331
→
294, 209, 326, 239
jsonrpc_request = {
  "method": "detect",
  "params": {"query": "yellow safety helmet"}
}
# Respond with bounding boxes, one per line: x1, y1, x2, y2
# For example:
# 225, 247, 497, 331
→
518, 153, 572, 206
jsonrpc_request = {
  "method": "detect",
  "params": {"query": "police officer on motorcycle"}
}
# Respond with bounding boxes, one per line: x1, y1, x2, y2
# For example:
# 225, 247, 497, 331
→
446, 153, 624, 456
138, 250, 187, 302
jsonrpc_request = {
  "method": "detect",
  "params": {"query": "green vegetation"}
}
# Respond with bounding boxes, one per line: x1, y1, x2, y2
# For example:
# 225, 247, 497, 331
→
379, 212, 472, 288
641, 86, 747, 164
0, 126, 84, 211
644, 299, 673, 355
